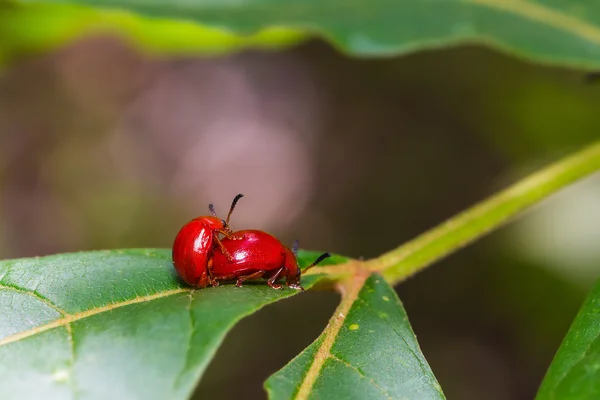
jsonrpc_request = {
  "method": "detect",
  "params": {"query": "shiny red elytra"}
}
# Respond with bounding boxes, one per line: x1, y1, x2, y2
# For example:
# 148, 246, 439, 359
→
172, 194, 244, 287
211, 229, 331, 291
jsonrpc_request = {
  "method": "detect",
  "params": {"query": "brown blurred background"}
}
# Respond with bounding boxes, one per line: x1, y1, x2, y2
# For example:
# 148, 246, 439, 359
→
2, 36, 600, 399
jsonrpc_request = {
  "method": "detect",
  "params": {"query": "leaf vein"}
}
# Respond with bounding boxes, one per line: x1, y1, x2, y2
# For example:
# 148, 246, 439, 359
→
0, 283, 68, 317
465, 0, 600, 44
66, 323, 78, 399
355, 296, 432, 379
328, 354, 394, 400
0, 287, 190, 347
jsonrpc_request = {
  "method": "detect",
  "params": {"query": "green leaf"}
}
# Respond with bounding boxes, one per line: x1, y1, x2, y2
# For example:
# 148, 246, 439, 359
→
0, 249, 342, 400
265, 273, 445, 400
4, 0, 600, 66
0, 3, 306, 63
537, 277, 600, 400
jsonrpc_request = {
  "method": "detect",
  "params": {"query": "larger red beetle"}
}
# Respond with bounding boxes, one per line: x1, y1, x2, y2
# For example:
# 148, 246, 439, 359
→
172, 194, 243, 287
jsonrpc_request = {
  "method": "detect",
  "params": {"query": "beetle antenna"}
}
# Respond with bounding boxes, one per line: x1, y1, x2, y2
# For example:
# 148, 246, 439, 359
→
292, 240, 299, 257
225, 193, 244, 224
303, 252, 331, 273
208, 204, 217, 217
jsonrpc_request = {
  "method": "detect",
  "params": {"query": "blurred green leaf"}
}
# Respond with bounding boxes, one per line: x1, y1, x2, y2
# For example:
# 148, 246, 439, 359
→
266, 273, 445, 399
0, 249, 341, 400
3, 0, 600, 66
537, 277, 600, 400
0, 2, 305, 63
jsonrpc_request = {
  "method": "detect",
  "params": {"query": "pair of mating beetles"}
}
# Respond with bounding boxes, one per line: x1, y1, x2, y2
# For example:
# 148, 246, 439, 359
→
172, 194, 330, 290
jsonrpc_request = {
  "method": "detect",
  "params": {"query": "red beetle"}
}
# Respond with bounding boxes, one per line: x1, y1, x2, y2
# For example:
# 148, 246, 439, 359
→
172, 194, 244, 287
211, 229, 330, 290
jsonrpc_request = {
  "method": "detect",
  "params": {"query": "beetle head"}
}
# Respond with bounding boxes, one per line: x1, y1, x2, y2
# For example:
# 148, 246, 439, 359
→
201, 215, 228, 230
207, 193, 244, 234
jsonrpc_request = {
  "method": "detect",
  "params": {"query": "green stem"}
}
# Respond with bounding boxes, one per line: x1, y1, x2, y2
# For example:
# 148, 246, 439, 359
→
366, 141, 600, 285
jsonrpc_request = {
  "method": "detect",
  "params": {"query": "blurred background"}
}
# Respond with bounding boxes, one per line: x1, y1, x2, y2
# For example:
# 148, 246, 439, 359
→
1, 35, 600, 399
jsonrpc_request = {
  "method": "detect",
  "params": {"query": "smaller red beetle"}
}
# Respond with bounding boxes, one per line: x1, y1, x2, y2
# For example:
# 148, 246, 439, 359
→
211, 229, 330, 290
172, 194, 244, 287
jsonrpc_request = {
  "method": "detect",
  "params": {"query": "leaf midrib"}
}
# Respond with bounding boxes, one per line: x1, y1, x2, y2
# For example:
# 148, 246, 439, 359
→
294, 270, 369, 399
0, 287, 190, 347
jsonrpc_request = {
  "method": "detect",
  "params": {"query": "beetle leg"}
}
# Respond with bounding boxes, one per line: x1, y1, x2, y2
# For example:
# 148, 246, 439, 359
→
219, 229, 246, 241
219, 229, 233, 239
206, 258, 219, 287
235, 270, 266, 287
288, 283, 305, 291
214, 234, 234, 262
267, 267, 285, 290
